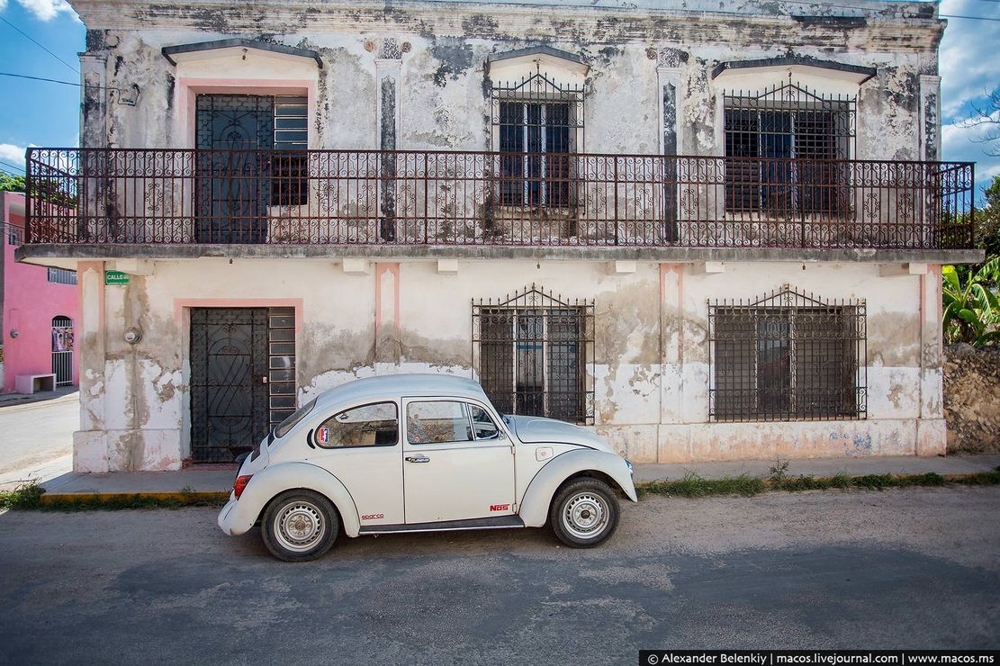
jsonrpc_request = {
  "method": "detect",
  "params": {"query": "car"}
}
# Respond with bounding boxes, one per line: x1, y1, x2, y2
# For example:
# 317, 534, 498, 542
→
218, 374, 637, 561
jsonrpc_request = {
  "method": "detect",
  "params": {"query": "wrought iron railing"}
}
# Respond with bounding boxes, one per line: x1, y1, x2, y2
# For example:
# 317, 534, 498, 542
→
25, 148, 976, 250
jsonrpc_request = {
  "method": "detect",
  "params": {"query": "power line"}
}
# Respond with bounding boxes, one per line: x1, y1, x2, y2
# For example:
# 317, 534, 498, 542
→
0, 15, 78, 75
0, 159, 26, 175
0, 71, 79, 87
0, 71, 131, 93
941, 14, 1000, 20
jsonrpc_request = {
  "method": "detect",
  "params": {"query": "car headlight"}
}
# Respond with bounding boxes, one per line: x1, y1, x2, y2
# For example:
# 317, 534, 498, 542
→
625, 459, 634, 477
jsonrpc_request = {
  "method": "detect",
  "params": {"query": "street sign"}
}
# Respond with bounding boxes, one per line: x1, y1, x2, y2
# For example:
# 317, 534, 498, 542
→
105, 270, 130, 285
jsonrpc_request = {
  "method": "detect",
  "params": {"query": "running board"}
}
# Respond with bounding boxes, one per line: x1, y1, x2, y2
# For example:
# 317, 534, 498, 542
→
358, 515, 525, 535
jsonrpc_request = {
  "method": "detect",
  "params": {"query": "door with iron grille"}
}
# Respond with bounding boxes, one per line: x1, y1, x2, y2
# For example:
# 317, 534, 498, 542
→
190, 308, 270, 463
195, 95, 273, 243
51, 316, 74, 387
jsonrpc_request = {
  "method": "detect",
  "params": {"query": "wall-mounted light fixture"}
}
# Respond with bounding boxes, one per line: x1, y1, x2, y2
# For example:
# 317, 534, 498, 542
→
124, 327, 142, 345
9, 329, 18, 339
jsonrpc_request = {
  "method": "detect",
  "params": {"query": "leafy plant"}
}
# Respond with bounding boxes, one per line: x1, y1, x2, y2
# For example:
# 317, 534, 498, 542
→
942, 256, 1000, 346
0, 172, 25, 193
0, 482, 44, 509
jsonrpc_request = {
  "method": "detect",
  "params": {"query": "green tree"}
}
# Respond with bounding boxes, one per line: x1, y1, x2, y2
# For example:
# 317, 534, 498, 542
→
942, 256, 1000, 346
976, 175, 1000, 259
0, 172, 25, 192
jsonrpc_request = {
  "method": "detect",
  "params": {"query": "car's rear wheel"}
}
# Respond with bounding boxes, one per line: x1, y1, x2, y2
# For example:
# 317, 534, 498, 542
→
261, 490, 339, 562
549, 478, 620, 548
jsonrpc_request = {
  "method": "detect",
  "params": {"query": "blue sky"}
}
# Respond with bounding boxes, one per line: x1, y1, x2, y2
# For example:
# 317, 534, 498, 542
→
0, 0, 998, 190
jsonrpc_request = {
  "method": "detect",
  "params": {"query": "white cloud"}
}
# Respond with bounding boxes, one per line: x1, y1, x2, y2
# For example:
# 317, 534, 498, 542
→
0, 0, 75, 21
0, 143, 28, 169
939, 0, 1000, 119
939, 1, 1000, 188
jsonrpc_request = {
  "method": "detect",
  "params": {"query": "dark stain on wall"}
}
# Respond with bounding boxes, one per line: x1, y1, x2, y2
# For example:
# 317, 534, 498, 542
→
430, 40, 474, 87
461, 14, 501, 39
85, 29, 110, 51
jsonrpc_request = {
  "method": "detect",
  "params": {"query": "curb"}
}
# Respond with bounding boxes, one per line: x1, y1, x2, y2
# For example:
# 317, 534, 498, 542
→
39, 491, 230, 506
32, 468, 1000, 507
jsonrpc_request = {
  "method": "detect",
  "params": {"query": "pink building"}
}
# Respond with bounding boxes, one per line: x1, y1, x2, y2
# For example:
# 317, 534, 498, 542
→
1, 190, 78, 393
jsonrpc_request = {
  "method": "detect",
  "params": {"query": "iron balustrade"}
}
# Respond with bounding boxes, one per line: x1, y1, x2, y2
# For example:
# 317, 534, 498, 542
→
25, 148, 975, 250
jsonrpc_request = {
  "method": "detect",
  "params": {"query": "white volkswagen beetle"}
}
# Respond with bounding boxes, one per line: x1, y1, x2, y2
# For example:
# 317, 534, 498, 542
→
218, 374, 637, 561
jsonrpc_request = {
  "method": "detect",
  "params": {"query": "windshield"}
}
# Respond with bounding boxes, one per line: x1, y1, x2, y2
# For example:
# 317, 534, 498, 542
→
274, 398, 317, 439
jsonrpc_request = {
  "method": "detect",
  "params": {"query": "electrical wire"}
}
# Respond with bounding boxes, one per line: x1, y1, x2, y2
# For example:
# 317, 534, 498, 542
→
0, 15, 78, 74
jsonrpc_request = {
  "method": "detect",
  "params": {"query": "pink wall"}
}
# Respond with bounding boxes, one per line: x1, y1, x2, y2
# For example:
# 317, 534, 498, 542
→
2, 191, 79, 392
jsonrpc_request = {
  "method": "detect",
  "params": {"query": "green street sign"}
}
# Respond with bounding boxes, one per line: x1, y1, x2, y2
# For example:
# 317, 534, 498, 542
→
105, 270, 130, 285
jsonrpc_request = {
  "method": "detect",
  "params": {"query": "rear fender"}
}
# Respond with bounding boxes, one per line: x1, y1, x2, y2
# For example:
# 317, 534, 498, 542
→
223, 462, 362, 537
518, 449, 637, 528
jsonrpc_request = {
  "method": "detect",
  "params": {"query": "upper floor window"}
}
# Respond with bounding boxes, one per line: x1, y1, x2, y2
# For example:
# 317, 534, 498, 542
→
493, 77, 583, 208
473, 285, 594, 424
196, 94, 308, 209
47, 267, 77, 285
724, 82, 856, 216
709, 286, 867, 422
488, 47, 587, 210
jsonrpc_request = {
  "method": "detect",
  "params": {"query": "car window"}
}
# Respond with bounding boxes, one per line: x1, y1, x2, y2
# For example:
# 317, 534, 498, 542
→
314, 402, 399, 449
274, 397, 317, 439
470, 405, 500, 440
407, 401, 474, 444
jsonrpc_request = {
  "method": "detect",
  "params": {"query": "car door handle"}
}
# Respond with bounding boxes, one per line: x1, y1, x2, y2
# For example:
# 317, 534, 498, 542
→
405, 456, 431, 464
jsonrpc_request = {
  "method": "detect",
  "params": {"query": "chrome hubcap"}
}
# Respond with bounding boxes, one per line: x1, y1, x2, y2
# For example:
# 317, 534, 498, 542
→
274, 501, 325, 552
562, 492, 608, 540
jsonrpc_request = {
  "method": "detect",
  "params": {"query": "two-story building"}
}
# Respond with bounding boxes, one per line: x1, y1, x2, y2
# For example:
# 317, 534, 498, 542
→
19, 0, 980, 472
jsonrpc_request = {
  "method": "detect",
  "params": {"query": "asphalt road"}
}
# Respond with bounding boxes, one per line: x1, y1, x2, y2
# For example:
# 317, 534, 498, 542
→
0, 392, 77, 479
1, 486, 998, 664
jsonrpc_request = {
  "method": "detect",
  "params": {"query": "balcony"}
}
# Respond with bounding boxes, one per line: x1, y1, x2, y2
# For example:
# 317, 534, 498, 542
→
24, 148, 975, 252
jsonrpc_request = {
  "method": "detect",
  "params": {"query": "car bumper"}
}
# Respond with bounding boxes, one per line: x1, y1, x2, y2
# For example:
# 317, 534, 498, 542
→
217, 494, 256, 536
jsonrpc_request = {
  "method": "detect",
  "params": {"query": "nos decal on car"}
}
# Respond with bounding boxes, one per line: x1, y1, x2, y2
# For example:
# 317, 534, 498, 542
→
490, 504, 510, 512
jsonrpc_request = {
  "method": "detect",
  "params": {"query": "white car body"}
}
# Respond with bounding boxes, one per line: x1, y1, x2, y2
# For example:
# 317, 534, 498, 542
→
218, 374, 637, 560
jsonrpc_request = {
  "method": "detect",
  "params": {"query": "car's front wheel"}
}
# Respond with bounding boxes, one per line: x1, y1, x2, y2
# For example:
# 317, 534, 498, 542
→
549, 478, 620, 548
261, 490, 339, 562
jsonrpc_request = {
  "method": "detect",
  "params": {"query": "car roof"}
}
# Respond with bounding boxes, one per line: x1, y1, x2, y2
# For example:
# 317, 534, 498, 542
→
314, 373, 489, 409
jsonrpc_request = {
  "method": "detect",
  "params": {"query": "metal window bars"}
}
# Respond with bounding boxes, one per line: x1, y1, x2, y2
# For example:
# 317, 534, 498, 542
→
708, 286, 867, 422
724, 82, 857, 217
473, 284, 594, 424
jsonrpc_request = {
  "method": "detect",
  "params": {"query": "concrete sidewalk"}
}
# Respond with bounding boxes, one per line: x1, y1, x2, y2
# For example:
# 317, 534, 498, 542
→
27, 453, 1000, 503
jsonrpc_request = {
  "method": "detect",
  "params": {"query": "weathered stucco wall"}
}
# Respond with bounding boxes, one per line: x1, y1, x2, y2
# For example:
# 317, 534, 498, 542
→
71, 0, 941, 159
63, 0, 951, 471
72, 257, 939, 471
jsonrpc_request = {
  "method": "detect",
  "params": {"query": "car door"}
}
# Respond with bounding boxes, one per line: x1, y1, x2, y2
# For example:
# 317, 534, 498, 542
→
402, 398, 515, 524
303, 401, 404, 526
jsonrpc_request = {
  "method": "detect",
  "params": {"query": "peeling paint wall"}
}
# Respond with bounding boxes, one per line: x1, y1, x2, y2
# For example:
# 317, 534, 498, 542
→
73, 0, 940, 159
64, 0, 948, 470
69, 257, 938, 470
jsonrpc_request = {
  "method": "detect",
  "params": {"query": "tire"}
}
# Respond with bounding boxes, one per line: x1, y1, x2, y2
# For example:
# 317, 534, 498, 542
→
549, 478, 620, 548
261, 490, 339, 562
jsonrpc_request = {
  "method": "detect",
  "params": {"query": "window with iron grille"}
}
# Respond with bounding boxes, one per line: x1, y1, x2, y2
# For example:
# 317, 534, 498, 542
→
709, 287, 867, 421
724, 82, 855, 216
473, 285, 594, 424
47, 267, 77, 285
271, 96, 308, 207
491, 74, 584, 208
196, 94, 308, 209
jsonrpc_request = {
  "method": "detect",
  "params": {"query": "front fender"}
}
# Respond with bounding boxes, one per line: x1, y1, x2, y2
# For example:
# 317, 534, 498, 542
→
217, 462, 362, 538
518, 448, 637, 528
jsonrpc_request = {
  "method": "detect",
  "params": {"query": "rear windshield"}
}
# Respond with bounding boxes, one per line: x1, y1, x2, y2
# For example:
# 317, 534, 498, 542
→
274, 398, 317, 439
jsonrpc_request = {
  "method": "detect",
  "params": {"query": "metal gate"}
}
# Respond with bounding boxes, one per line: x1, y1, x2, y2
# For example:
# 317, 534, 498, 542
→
51, 316, 74, 387
190, 308, 270, 463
